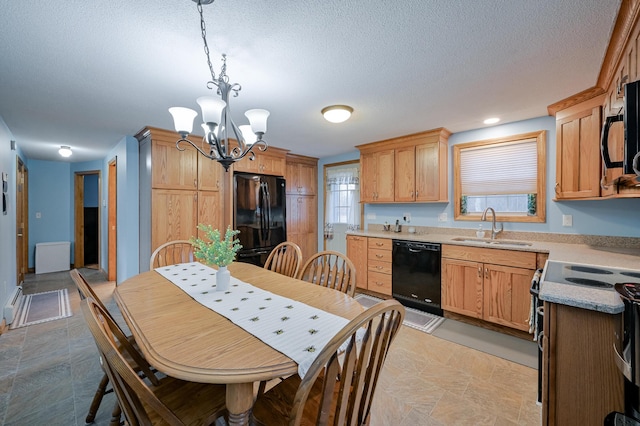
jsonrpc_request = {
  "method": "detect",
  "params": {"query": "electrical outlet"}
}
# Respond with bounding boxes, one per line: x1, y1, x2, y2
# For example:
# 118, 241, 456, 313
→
438, 213, 447, 222
366, 213, 376, 220
403, 213, 411, 223
562, 214, 573, 227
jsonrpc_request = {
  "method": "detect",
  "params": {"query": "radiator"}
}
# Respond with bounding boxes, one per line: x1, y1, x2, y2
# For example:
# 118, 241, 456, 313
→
35, 241, 71, 274
3, 286, 23, 324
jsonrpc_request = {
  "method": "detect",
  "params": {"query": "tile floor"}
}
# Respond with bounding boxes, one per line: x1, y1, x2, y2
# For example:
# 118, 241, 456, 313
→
0, 269, 540, 425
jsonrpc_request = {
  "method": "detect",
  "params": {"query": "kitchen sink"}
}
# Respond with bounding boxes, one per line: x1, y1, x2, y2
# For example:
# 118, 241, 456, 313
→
451, 237, 532, 247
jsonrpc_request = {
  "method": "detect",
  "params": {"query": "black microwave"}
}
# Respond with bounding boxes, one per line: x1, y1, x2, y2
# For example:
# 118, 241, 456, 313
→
601, 79, 640, 176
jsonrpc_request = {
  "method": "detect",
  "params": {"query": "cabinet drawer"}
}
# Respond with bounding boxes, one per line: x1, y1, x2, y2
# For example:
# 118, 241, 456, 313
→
442, 244, 536, 269
368, 238, 392, 250
367, 271, 392, 295
368, 248, 392, 263
368, 260, 392, 275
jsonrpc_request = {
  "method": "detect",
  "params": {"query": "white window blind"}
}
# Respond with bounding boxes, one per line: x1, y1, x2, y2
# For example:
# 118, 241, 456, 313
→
460, 139, 537, 196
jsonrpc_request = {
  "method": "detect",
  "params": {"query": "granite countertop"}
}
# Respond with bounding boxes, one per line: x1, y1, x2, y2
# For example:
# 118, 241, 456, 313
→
347, 227, 640, 314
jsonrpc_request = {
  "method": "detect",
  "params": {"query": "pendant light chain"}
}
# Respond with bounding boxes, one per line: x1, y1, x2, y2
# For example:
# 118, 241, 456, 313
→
197, 0, 218, 84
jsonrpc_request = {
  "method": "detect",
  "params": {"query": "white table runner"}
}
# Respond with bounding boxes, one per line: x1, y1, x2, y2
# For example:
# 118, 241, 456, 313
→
155, 262, 349, 378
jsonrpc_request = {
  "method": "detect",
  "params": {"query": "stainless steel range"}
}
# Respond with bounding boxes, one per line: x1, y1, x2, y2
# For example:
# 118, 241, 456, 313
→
542, 260, 640, 290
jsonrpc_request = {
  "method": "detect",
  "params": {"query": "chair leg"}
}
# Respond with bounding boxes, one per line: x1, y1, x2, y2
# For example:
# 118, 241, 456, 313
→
86, 373, 109, 423
109, 401, 122, 426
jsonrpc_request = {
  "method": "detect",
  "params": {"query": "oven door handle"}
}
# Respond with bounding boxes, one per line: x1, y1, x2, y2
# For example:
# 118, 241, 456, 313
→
613, 342, 632, 381
530, 268, 543, 296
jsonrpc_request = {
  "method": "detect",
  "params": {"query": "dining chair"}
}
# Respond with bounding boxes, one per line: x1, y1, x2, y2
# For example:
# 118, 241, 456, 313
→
264, 241, 303, 278
297, 250, 357, 297
252, 299, 405, 426
149, 240, 194, 269
70, 268, 159, 425
81, 297, 227, 426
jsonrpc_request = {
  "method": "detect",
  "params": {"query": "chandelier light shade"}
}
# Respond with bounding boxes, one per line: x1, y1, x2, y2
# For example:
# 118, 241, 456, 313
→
168, 0, 269, 171
58, 146, 72, 157
321, 105, 353, 123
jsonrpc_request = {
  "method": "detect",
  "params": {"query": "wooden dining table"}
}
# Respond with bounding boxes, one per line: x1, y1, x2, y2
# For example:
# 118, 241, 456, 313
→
114, 261, 364, 426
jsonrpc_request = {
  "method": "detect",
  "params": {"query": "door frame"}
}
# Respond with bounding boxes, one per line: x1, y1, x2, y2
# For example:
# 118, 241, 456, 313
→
322, 160, 361, 252
74, 170, 101, 269
16, 157, 28, 284
108, 159, 117, 281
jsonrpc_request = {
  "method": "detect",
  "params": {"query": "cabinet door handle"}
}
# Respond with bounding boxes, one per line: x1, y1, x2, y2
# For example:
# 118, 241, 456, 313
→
538, 331, 544, 352
376, 242, 383, 246
194, 179, 197, 187
376, 254, 383, 258
555, 182, 560, 194
477, 266, 482, 277
376, 266, 383, 270
485, 268, 489, 279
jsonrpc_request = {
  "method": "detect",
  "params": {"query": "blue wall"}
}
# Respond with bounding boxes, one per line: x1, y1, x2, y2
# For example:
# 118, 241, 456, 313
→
28, 160, 72, 266
317, 116, 640, 249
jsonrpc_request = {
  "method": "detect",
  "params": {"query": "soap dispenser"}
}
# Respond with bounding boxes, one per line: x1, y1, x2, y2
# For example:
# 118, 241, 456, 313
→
476, 224, 486, 238
394, 219, 401, 233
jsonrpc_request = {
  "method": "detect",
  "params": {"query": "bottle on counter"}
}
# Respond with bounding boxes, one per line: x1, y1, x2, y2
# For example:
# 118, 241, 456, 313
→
476, 224, 486, 238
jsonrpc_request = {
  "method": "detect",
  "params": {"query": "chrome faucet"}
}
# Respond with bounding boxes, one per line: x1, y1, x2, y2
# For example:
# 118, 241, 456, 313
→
481, 207, 503, 240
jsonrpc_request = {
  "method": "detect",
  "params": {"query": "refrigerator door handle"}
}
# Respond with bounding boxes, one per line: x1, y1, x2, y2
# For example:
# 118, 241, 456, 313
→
264, 182, 272, 243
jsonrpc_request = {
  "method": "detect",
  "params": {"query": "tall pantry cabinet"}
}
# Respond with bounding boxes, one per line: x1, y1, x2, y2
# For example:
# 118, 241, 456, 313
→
137, 127, 225, 272
285, 154, 318, 262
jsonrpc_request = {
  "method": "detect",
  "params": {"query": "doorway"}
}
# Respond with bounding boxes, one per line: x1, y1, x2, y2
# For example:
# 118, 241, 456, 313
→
323, 161, 361, 255
16, 158, 28, 284
74, 171, 100, 269
108, 159, 116, 281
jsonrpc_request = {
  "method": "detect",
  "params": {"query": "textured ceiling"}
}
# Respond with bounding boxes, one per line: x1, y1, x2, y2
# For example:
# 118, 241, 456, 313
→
0, 0, 621, 162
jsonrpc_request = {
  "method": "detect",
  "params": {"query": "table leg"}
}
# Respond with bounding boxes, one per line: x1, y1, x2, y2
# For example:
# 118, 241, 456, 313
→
226, 382, 255, 426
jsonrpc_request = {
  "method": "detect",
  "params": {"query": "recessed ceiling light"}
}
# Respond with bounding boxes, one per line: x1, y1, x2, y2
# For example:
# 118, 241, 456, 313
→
483, 117, 500, 125
321, 105, 353, 123
58, 146, 72, 157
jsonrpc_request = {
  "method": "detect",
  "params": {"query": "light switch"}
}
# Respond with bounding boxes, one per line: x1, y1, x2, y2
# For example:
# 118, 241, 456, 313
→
438, 213, 447, 222
562, 214, 572, 227
366, 213, 376, 220
35, 212, 41, 219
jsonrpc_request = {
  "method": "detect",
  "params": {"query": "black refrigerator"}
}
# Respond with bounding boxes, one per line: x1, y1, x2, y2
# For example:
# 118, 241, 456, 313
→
233, 172, 286, 266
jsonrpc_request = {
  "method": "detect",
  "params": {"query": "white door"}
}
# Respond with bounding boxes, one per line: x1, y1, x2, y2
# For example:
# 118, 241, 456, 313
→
323, 162, 360, 255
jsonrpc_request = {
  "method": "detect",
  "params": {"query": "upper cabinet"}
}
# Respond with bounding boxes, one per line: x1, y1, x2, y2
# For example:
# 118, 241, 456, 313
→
548, 2, 640, 199
232, 146, 288, 176
357, 128, 450, 203
554, 95, 604, 199
360, 149, 395, 203
286, 154, 317, 195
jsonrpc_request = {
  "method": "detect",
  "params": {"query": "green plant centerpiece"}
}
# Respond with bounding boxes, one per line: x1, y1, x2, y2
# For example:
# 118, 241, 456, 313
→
190, 224, 242, 291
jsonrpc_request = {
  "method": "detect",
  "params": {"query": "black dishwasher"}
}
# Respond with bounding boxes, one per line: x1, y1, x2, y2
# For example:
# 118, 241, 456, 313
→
392, 240, 442, 316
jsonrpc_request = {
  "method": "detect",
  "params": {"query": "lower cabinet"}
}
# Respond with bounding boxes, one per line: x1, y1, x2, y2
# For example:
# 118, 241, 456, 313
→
367, 238, 392, 296
441, 244, 536, 331
346, 235, 368, 290
542, 302, 623, 425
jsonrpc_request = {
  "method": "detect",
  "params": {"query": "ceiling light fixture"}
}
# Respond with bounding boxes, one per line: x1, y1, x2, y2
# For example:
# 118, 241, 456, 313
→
322, 105, 353, 123
483, 117, 500, 125
168, 0, 269, 172
58, 146, 72, 157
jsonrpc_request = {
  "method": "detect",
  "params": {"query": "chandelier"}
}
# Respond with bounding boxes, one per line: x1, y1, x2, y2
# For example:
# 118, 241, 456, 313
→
168, 0, 269, 171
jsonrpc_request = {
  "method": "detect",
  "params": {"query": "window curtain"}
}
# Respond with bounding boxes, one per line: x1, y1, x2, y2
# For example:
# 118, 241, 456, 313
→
325, 166, 360, 232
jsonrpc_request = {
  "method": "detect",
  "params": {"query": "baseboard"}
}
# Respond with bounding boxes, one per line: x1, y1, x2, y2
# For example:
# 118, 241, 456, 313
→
443, 311, 533, 341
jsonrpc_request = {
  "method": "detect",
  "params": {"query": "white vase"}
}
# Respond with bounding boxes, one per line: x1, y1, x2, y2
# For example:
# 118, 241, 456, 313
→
216, 265, 230, 291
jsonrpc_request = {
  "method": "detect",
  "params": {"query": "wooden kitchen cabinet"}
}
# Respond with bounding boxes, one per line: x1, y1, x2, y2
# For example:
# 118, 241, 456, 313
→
441, 244, 536, 331
285, 154, 318, 262
346, 235, 368, 290
554, 95, 604, 199
286, 154, 317, 195
542, 302, 623, 425
367, 238, 392, 296
232, 146, 287, 176
360, 150, 395, 203
357, 128, 450, 204
286, 195, 317, 262
137, 127, 226, 272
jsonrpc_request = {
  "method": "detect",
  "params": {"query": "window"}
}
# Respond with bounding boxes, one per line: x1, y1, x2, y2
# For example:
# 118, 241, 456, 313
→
453, 130, 546, 223
325, 166, 360, 228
